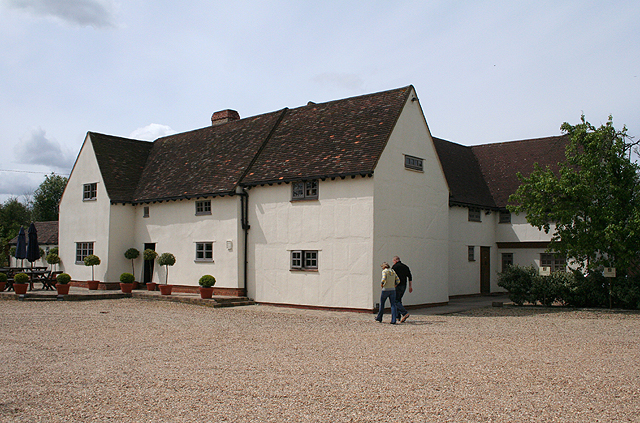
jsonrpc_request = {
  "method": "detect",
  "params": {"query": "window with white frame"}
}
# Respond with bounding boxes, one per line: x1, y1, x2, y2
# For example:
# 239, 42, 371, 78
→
83, 183, 97, 201
540, 253, 566, 272
291, 250, 318, 270
499, 210, 511, 223
292, 181, 318, 200
404, 154, 424, 171
468, 208, 481, 222
195, 242, 213, 261
196, 200, 211, 215
76, 242, 94, 263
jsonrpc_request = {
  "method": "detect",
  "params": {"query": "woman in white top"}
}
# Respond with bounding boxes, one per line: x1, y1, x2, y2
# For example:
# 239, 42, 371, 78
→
375, 262, 400, 324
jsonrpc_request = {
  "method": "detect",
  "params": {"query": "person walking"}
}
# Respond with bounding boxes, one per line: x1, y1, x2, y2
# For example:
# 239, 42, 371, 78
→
375, 262, 399, 324
392, 256, 413, 323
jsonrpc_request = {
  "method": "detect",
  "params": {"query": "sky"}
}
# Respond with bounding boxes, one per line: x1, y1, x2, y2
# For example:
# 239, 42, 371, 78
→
1, 0, 638, 202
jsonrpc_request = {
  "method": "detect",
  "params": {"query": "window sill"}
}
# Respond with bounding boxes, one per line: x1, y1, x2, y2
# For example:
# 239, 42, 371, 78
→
290, 268, 318, 272
195, 212, 212, 216
83, 198, 97, 202
194, 260, 214, 263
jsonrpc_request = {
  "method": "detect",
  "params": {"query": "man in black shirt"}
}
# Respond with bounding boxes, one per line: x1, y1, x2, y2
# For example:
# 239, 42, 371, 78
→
392, 256, 413, 323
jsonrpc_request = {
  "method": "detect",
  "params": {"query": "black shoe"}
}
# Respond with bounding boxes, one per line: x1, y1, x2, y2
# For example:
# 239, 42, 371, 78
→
390, 322, 396, 325
375, 318, 382, 323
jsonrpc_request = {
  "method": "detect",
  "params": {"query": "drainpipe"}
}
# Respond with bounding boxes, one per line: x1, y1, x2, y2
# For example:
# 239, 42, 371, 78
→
239, 188, 250, 296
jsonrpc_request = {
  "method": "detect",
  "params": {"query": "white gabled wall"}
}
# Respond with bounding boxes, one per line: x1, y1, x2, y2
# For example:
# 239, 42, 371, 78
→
58, 134, 112, 281
247, 178, 375, 309
373, 89, 450, 307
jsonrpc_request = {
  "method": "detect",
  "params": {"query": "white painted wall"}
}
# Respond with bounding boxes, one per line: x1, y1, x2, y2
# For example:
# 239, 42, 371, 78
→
58, 134, 112, 281
247, 178, 375, 309
130, 196, 242, 287
373, 90, 450, 307
496, 212, 555, 242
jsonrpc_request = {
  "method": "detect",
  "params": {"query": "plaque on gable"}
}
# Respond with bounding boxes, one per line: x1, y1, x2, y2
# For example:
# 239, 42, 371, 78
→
539, 266, 551, 276
603, 267, 616, 278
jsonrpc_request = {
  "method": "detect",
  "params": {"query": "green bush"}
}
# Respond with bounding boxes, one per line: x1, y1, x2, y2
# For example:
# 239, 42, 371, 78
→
143, 249, 158, 261
46, 252, 60, 265
14, 273, 29, 284
119, 272, 135, 284
49, 247, 59, 255
199, 275, 216, 288
532, 271, 573, 306
56, 273, 71, 284
498, 265, 537, 305
84, 254, 101, 267
158, 253, 176, 267
0, 273, 7, 283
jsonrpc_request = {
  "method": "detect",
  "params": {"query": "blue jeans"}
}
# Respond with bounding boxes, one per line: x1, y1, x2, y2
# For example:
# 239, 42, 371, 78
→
395, 284, 408, 318
376, 290, 397, 323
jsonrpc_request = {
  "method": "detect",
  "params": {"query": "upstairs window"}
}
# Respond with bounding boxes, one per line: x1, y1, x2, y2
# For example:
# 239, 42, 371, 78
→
292, 181, 318, 200
143, 206, 150, 218
83, 183, 97, 201
499, 210, 511, 223
404, 155, 424, 172
196, 200, 211, 215
468, 208, 481, 222
291, 250, 318, 270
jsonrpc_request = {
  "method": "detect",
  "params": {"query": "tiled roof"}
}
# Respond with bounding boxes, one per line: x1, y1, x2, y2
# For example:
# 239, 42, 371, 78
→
132, 110, 285, 202
90, 132, 153, 203
9, 221, 58, 245
471, 135, 568, 207
433, 135, 568, 209
242, 86, 412, 185
88, 86, 412, 204
432, 137, 496, 209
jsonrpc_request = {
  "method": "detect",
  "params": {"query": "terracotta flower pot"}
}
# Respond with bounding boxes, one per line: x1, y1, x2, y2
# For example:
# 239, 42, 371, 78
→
159, 284, 173, 295
0, 282, 6, 292
56, 284, 70, 295
120, 282, 134, 293
199, 286, 214, 299
146, 282, 157, 291
87, 280, 99, 290
14, 283, 29, 295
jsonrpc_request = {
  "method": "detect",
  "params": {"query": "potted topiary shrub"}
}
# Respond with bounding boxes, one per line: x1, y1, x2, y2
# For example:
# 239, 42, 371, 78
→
0, 272, 7, 292
119, 272, 135, 293
143, 249, 158, 290
56, 273, 71, 295
198, 275, 216, 299
84, 254, 101, 290
124, 248, 140, 279
157, 252, 176, 295
46, 251, 61, 272
13, 272, 29, 295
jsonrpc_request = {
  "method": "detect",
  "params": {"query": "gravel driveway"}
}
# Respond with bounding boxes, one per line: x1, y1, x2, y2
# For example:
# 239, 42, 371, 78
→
1, 299, 639, 422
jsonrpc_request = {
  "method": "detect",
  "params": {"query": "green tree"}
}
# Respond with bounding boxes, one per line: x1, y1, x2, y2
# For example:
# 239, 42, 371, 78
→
509, 115, 640, 273
0, 198, 31, 266
32, 173, 68, 221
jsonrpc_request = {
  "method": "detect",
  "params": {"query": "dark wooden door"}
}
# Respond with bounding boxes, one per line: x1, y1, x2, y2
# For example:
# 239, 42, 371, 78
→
143, 243, 155, 283
480, 246, 491, 294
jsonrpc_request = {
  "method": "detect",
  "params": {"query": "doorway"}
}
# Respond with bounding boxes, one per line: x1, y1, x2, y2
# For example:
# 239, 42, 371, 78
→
143, 243, 156, 283
480, 246, 491, 294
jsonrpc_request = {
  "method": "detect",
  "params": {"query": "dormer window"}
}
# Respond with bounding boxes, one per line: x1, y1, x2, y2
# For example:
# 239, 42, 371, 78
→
292, 180, 318, 200
83, 183, 97, 201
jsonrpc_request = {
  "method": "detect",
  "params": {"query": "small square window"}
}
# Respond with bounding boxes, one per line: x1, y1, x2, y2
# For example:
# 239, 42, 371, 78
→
196, 200, 211, 215
540, 253, 566, 272
76, 242, 94, 263
292, 181, 319, 200
143, 206, 150, 218
468, 246, 475, 262
83, 183, 97, 201
499, 210, 511, 223
196, 242, 213, 261
291, 250, 318, 270
468, 208, 481, 222
404, 155, 424, 171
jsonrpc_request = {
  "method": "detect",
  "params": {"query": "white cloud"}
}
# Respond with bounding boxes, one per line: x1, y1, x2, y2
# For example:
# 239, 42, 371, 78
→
0, 171, 41, 197
5, 0, 119, 28
14, 127, 74, 170
129, 124, 177, 141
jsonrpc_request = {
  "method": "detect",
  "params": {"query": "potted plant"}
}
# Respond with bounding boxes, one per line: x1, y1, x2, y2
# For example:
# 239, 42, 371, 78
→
124, 248, 139, 278
143, 249, 158, 291
0, 272, 7, 292
56, 273, 71, 295
157, 252, 176, 295
198, 274, 216, 299
84, 254, 101, 290
13, 272, 29, 295
46, 251, 61, 272
119, 272, 135, 293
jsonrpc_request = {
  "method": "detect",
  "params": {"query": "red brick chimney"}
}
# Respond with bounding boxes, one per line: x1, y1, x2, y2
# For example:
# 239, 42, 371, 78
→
211, 109, 240, 126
